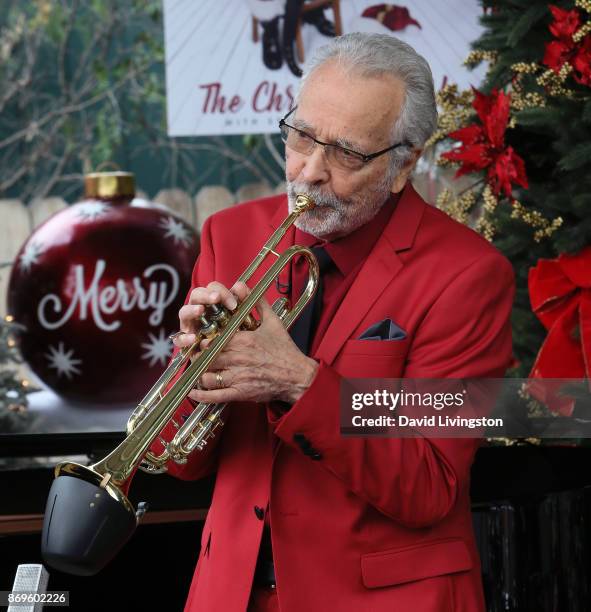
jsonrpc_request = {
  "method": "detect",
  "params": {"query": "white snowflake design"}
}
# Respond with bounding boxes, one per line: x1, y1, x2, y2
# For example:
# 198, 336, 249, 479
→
141, 328, 173, 367
159, 215, 192, 246
19, 240, 45, 272
45, 342, 83, 379
76, 201, 109, 221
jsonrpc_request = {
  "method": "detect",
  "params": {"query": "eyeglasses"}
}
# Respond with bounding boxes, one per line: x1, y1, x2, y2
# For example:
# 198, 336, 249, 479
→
279, 107, 410, 172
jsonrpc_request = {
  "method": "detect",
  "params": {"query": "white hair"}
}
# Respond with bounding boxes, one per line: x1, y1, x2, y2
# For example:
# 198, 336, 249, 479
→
297, 33, 438, 174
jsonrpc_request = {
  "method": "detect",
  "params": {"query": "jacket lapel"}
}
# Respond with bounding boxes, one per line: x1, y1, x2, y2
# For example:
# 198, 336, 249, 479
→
267, 185, 425, 365
314, 184, 425, 365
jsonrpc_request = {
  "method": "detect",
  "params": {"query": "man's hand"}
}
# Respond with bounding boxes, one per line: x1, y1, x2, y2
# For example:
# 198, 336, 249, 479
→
173, 281, 318, 405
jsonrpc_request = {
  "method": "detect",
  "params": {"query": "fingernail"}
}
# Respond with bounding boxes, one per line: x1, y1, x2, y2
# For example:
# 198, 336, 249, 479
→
229, 298, 238, 310
210, 292, 219, 301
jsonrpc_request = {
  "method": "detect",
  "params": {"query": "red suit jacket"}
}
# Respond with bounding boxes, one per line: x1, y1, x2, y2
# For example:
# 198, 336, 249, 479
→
154, 184, 515, 611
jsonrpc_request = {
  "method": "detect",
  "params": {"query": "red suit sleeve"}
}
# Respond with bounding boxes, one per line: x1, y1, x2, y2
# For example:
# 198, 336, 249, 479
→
147, 215, 222, 481
271, 252, 515, 527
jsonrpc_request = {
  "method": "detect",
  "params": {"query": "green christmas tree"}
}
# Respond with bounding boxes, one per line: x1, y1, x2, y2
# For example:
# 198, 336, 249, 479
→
0, 315, 36, 432
432, 0, 591, 381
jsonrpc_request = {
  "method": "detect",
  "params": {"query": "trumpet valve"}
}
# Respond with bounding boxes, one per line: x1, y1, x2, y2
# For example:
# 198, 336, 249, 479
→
196, 425, 222, 451
208, 303, 231, 328
210, 416, 224, 433
199, 314, 219, 339
241, 313, 259, 331
204, 414, 224, 440
271, 297, 289, 321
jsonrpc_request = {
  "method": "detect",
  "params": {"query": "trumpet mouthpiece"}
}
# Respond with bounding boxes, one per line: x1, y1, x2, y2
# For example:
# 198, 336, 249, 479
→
294, 194, 315, 213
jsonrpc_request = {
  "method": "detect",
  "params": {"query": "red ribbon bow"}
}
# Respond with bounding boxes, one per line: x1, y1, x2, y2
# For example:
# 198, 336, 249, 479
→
528, 247, 591, 414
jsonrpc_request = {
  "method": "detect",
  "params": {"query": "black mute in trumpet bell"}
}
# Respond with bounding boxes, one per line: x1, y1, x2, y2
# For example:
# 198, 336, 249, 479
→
41, 475, 137, 576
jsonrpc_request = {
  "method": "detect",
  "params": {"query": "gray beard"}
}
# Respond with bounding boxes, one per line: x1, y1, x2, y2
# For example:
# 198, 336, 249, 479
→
286, 178, 393, 240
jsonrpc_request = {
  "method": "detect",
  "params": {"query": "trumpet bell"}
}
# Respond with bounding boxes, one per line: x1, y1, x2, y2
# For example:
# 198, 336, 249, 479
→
41, 462, 139, 576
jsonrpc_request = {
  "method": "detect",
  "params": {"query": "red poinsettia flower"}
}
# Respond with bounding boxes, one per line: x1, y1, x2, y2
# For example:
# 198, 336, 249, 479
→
442, 88, 529, 198
548, 4, 580, 40
543, 4, 591, 86
544, 39, 574, 72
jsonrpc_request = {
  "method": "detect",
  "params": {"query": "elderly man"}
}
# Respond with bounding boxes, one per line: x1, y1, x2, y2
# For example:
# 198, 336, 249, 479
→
154, 33, 514, 611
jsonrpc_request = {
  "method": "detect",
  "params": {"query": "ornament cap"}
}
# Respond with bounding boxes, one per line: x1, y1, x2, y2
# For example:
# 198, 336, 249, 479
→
84, 172, 135, 200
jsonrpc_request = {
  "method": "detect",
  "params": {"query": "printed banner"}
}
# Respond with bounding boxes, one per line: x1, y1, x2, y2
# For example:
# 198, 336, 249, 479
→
163, 0, 487, 136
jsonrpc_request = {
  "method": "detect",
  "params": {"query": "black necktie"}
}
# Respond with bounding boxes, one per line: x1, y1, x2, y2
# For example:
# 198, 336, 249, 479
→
289, 246, 333, 356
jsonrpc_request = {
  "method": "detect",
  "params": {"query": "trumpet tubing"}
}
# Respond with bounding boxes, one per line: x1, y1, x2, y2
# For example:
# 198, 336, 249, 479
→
41, 194, 319, 576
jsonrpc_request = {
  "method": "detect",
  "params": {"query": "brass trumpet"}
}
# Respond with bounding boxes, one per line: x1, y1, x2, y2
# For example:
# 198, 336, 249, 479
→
41, 195, 318, 576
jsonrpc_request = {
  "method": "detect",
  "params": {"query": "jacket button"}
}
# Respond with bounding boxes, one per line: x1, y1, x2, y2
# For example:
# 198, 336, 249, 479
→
294, 433, 313, 450
310, 452, 322, 461
254, 505, 265, 520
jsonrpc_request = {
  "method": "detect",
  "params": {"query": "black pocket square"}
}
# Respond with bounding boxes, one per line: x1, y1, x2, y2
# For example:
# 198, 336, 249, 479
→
358, 318, 407, 341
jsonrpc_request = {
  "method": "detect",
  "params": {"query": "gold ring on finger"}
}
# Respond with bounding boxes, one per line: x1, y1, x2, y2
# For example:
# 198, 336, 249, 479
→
216, 372, 224, 389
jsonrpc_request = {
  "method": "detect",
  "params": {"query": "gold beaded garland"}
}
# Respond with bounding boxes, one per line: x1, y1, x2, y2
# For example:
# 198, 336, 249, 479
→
463, 49, 498, 68
436, 188, 477, 226
512, 62, 539, 74
536, 65, 576, 98
474, 185, 499, 242
573, 21, 591, 42
510, 201, 564, 242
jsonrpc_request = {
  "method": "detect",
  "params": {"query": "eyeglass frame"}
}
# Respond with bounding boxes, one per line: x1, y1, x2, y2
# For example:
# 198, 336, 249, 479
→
278, 106, 412, 167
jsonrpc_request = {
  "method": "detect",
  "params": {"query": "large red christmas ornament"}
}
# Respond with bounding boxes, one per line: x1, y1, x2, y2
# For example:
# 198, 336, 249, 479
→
7, 172, 199, 404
